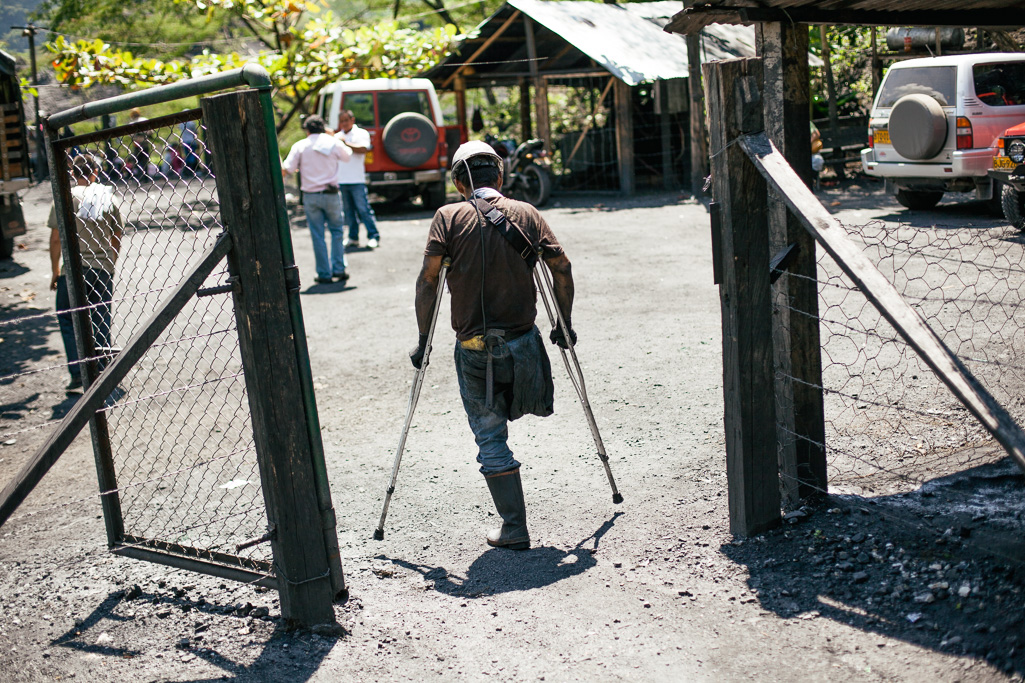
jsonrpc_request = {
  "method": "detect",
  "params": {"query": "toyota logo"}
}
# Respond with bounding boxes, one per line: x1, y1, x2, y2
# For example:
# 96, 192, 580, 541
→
401, 127, 422, 143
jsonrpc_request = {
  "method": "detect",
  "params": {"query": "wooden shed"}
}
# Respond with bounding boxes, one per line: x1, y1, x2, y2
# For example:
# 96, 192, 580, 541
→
425, 0, 761, 194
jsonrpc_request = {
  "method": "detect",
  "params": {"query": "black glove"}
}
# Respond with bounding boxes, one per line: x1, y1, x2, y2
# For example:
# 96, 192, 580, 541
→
409, 333, 429, 369
549, 326, 577, 349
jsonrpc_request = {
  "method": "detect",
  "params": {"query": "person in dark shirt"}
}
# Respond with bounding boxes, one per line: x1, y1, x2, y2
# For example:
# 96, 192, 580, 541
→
412, 141, 576, 550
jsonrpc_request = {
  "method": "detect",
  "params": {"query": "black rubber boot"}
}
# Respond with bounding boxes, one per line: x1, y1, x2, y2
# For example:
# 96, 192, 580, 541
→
484, 468, 530, 550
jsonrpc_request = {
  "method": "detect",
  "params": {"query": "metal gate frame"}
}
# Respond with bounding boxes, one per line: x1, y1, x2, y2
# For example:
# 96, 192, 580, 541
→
0, 66, 344, 626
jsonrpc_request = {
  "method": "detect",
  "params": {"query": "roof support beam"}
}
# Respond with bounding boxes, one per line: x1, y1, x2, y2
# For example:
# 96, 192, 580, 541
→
524, 16, 551, 147
736, 8, 1025, 28
441, 9, 521, 89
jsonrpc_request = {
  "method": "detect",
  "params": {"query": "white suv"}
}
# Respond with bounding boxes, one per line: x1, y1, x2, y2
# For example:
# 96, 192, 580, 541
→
861, 53, 1025, 210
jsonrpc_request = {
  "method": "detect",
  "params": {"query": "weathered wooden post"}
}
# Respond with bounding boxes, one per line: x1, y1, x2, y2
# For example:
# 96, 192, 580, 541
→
524, 17, 551, 148
687, 33, 708, 197
203, 89, 342, 626
757, 22, 827, 504
614, 78, 635, 194
704, 57, 780, 536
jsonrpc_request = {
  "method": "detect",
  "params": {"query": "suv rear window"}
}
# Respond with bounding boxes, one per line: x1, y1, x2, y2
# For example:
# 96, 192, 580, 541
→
973, 62, 1025, 106
876, 66, 956, 108
378, 92, 430, 125
342, 93, 375, 127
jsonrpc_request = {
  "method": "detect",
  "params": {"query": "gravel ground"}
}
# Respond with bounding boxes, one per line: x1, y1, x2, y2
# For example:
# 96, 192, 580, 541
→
0, 178, 1023, 682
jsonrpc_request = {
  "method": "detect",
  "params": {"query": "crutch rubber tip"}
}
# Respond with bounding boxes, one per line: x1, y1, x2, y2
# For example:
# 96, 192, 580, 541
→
373, 529, 385, 541
612, 493, 624, 504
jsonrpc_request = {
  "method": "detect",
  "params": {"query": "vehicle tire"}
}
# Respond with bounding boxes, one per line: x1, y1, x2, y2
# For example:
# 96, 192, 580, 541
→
1002, 184, 1025, 231
895, 189, 943, 210
889, 94, 948, 160
382, 113, 438, 168
518, 163, 552, 207
422, 181, 447, 210
0, 236, 12, 260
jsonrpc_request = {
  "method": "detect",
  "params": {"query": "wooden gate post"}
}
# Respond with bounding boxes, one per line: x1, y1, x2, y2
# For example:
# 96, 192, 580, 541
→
704, 57, 780, 536
202, 89, 338, 626
757, 22, 827, 504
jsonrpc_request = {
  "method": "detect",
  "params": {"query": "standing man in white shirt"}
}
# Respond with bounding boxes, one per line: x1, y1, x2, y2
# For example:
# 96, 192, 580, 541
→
334, 109, 381, 249
282, 115, 353, 284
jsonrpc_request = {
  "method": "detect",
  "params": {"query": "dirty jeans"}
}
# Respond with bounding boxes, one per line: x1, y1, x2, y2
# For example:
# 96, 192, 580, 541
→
340, 183, 379, 242
56, 269, 113, 381
303, 191, 347, 280
455, 335, 529, 476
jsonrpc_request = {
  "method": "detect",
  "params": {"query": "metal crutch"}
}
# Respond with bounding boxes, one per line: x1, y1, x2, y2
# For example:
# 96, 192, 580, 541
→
374, 257, 452, 540
533, 258, 623, 504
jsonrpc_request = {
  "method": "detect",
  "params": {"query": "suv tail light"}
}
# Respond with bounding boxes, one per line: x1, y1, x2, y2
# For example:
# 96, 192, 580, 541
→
956, 117, 973, 150
437, 138, 448, 167
868, 130, 874, 148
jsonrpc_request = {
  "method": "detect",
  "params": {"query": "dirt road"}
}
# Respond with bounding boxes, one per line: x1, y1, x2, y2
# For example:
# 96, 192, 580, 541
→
0, 180, 1022, 682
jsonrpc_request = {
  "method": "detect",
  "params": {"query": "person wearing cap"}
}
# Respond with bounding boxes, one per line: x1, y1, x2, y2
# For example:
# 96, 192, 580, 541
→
282, 115, 353, 284
411, 140, 576, 550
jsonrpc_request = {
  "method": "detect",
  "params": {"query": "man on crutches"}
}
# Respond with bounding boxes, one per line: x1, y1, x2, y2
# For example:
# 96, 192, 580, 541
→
409, 141, 575, 550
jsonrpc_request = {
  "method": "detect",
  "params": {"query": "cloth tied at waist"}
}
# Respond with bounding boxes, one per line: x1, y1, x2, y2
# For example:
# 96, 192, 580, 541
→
459, 327, 553, 417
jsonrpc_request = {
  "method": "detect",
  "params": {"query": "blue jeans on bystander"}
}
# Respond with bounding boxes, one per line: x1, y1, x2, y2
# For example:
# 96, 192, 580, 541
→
339, 183, 379, 243
303, 191, 347, 279
56, 268, 113, 381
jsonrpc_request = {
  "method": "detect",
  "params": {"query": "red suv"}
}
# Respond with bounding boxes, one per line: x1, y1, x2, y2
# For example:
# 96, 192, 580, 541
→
316, 78, 465, 209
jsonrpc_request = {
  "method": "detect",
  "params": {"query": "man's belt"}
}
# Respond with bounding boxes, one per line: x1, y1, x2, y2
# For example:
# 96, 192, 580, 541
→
459, 328, 529, 351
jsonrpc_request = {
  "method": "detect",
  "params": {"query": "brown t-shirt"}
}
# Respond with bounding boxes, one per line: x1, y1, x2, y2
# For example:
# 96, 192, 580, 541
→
425, 196, 564, 341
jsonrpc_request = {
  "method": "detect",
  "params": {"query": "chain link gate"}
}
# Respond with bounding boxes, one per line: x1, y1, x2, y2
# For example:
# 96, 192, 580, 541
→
0, 67, 344, 627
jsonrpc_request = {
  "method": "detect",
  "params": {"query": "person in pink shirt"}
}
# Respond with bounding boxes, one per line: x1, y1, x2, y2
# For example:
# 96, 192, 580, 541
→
282, 115, 353, 284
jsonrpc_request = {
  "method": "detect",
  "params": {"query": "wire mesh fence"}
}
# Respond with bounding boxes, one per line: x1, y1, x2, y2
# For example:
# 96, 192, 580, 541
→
776, 219, 1025, 499
1, 109, 272, 575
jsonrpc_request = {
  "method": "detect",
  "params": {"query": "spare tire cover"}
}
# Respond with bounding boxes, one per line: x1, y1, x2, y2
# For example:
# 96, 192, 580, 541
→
382, 112, 438, 168
889, 93, 948, 160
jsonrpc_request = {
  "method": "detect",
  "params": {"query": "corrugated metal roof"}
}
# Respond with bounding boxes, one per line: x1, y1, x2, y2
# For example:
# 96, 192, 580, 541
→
505, 0, 691, 85
425, 1, 785, 88
666, 0, 1025, 34
0, 50, 17, 79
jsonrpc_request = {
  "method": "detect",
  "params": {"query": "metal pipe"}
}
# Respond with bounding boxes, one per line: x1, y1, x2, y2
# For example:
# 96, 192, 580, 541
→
375, 258, 452, 540
48, 64, 272, 130
533, 260, 623, 504
114, 546, 277, 590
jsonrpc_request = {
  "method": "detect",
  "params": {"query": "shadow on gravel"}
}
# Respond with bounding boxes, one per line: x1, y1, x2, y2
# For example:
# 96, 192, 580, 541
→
868, 202, 1007, 229
0, 260, 29, 279
722, 458, 1025, 676
0, 305, 61, 384
550, 191, 691, 214
302, 282, 355, 295
382, 512, 622, 597
50, 588, 339, 681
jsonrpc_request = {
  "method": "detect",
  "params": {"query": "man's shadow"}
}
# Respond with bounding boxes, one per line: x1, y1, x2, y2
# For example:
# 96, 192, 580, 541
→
380, 512, 622, 598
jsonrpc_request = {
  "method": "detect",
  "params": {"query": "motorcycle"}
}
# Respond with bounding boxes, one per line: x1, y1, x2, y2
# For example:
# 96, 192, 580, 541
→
484, 134, 554, 207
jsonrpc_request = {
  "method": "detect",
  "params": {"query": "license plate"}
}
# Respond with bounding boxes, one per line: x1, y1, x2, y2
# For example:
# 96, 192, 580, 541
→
874, 129, 890, 145
993, 155, 1016, 170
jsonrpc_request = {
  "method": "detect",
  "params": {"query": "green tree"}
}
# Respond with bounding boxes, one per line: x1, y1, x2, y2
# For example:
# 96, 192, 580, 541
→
39, 0, 462, 132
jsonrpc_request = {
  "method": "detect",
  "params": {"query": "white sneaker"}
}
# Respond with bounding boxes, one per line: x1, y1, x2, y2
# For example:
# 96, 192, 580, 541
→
367, 238, 379, 249
342, 237, 353, 248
